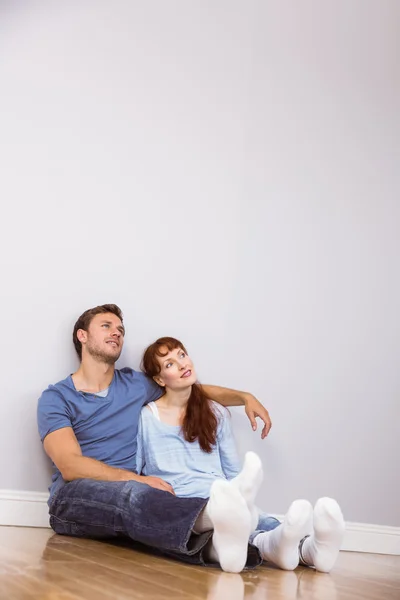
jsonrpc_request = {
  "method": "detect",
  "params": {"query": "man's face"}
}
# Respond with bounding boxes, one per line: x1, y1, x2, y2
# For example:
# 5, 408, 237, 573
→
79, 312, 125, 365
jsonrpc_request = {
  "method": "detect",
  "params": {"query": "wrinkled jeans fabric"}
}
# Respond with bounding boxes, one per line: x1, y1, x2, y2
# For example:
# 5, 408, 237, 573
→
49, 479, 265, 568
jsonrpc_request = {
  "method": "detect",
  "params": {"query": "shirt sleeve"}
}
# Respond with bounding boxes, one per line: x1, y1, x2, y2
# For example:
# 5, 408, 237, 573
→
37, 387, 73, 442
139, 372, 164, 404
215, 404, 241, 480
135, 410, 146, 475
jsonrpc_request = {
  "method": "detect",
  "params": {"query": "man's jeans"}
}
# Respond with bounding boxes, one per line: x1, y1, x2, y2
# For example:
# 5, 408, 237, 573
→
49, 479, 268, 568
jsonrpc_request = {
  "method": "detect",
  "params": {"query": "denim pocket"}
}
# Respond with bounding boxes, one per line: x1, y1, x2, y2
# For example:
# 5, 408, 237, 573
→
50, 514, 83, 536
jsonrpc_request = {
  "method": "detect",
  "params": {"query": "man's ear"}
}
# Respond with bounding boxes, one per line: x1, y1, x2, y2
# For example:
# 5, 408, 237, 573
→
153, 376, 165, 387
77, 329, 88, 345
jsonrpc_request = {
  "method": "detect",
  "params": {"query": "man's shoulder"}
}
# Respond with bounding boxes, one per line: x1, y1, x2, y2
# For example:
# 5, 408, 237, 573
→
40, 375, 73, 396
116, 368, 163, 403
39, 369, 147, 395
115, 367, 147, 385
38, 375, 75, 407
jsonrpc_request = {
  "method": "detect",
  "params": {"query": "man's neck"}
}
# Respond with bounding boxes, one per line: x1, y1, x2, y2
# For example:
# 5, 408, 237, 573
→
72, 357, 115, 393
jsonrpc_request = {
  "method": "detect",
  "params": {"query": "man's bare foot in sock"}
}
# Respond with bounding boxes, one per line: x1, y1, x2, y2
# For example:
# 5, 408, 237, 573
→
195, 452, 263, 535
253, 499, 313, 570
205, 480, 252, 573
299, 497, 345, 573
231, 451, 263, 530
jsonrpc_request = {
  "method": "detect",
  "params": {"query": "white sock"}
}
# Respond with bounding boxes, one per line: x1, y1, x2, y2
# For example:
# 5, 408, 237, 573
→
299, 497, 345, 573
194, 505, 214, 534
204, 479, 252, 573
231, 451, 263, 531
194, 451, 263, 534
253, 499, 313, 570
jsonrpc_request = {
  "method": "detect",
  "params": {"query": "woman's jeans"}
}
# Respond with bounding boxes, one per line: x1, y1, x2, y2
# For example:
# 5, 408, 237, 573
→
251, 512, 281, 543
49, 479, 271, 568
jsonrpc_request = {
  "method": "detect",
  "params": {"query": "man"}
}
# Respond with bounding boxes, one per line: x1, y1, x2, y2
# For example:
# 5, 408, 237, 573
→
37, 304, 272, 568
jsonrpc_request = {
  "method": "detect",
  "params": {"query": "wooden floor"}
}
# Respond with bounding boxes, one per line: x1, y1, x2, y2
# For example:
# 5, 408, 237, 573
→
0, 526, 399, 600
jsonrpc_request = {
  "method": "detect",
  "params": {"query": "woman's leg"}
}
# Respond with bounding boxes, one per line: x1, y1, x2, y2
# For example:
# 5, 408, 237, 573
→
250, 510, 281, 540
299, 497, 345, 573
251, 500, 313, 570
251, 498, 345, 573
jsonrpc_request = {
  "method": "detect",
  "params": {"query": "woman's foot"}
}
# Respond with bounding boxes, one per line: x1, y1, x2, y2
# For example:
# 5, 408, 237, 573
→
299, 497, 345, 573
205, 479, 252, 573
253, 499, 313, 570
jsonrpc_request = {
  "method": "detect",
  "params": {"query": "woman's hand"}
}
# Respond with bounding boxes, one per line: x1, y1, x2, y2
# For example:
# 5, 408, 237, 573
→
244, 394, 272, 439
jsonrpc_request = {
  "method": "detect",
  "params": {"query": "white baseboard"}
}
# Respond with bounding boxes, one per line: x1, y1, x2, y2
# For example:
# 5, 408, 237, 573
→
0, 491, 398, 556
271, 513, 400, 556
0, 490, 50, 528
341, 521, 400, 556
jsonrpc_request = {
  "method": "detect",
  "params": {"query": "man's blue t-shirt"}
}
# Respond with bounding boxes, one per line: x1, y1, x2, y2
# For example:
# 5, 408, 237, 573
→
37, 368, 162, 502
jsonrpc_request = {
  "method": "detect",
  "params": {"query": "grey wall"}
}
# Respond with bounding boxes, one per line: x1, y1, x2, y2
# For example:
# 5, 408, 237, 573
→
0, 0, 399, 526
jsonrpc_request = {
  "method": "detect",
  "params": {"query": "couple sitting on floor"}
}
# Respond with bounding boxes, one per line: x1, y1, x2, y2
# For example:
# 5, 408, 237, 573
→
38, 304, 345, 573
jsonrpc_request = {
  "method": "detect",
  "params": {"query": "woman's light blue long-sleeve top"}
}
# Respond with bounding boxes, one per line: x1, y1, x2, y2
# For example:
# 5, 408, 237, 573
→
135, 401, 241, 498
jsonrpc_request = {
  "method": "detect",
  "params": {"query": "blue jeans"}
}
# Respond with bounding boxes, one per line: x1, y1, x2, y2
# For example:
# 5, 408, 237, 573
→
250, 511, 281, 544
49, 479, 263, 568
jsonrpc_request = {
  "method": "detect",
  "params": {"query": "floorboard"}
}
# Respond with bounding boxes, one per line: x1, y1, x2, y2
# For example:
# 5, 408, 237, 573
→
0, 526, 398, 599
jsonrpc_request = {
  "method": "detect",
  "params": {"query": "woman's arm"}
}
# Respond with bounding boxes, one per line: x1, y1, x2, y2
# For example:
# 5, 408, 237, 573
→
215, 406, 242, 480
202, 384, 272, 439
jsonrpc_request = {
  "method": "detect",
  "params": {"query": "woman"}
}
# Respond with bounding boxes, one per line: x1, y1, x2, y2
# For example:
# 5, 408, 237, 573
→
136, 337, 345, 574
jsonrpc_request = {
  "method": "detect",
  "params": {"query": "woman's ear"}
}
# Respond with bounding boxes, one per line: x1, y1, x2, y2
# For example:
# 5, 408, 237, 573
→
153, 376, 165, 387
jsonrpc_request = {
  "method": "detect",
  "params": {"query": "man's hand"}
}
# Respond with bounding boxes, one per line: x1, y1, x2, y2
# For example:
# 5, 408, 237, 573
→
43, 428, 176, 491
201, 384, 272, 438
244, 394, 272, 439
137, 475, 175, 495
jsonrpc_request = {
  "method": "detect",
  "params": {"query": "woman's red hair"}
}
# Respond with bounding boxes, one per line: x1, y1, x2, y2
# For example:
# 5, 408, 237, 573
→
141, 337, 219, 453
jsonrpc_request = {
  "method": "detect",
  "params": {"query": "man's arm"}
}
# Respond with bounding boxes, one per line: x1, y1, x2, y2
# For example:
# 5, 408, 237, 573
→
43, 427, 174, 493
202, 385, 272, 439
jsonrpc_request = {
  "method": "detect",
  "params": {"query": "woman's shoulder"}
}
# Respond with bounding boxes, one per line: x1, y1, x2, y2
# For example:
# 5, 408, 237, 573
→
141, 402, 157, 418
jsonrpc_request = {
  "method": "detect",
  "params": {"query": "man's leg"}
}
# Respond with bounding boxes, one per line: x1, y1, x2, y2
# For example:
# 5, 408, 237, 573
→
49, 478, 210, 561
199, 480, 252, 573
192, 454, 266, 573
230, 451, 264, 531
49, 478, 261, 568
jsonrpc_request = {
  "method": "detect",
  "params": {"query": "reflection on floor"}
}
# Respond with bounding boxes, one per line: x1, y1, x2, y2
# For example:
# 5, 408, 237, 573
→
0, 526, 399, 599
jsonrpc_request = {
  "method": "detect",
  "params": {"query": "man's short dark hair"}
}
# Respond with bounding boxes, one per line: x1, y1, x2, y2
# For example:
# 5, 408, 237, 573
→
72, 304, 124, 360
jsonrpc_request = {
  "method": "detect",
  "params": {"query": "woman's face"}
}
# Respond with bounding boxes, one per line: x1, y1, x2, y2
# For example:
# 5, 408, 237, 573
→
155, 346, 197, 390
